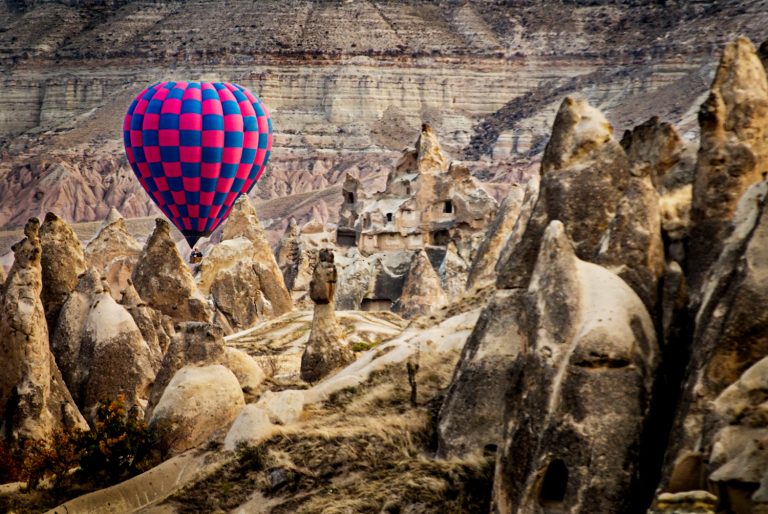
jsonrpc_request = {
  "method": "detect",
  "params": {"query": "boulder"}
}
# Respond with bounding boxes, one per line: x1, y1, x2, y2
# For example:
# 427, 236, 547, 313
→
300, 250, 353, 383
688, 37, 768, 295
39, 212, 87, 330
255, 390, 304, 425
489, 221, 658, 514
146, 322, 264, 418
0, 219, 86, 445
393, 250, 447, 319
132, 218, 211, 322
648, 491, 717, 514
223, 404, 275, 451
149, 364, 244, 455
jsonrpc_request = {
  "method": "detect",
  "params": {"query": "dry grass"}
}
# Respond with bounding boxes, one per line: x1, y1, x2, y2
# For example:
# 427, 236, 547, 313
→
164, 348, 493, 513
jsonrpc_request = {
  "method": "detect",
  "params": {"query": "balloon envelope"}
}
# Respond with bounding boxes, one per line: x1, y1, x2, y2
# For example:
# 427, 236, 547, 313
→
123, 81, 272, 247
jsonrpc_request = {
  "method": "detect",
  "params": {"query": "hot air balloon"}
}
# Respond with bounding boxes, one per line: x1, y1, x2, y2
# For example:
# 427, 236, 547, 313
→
123, 81, 272, 247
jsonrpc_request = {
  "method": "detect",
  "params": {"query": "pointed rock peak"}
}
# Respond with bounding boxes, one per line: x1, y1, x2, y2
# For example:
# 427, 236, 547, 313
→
285, 217, 300, 238
713, 37, 768, 110
221, 195, 266, 243
539, 220, 576, 263
542, 96, 614, 174
395, 249, 447, 319
119, 279, 145, 307
75, 268, 103, 295
100, 207, 124, 230
23, 217, 40, 241
416, 122, 449, 173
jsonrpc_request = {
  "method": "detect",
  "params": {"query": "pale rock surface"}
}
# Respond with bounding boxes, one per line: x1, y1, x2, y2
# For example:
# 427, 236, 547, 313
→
466, 183, 525, 288
663, 178, 768, 494
120, 279, 173, 357
132, 218, 211, 322
255, 390, 304, 425
149, 364, 245, 455
0, 218, 86, 445
688, 37, 768, 294
223, 404, 275, 451
53, 269, 157, 420
438, 241, 469, 298
39, 212, 87, 329
85, 207, 142, 298
146, 322, 264, 418
222, 347, 265, 392
394, 250, 447, 319
489, 221, 658, 514
648, 491, 718, 514
496, 97, 630, 290
220, 195, 292, 316
300, 250, 353, 383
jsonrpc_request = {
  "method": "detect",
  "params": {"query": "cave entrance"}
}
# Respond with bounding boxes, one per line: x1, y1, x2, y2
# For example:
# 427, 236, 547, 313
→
345, 192, 355, 204
336, 229, 356, 247
539, 459, 568, 511
443, 200, 453, 213
431, 229, 450, 246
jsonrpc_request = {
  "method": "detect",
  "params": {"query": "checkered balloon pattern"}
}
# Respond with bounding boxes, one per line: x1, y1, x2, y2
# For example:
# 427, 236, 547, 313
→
123, 81, 273, 247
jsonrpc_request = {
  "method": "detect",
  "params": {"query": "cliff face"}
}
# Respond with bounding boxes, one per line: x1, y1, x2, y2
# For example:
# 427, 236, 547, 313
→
1, 1, 766, 233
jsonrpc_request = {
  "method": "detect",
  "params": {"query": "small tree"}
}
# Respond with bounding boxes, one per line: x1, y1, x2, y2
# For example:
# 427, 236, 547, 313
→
77, 395, 156, 484
22, 429, 81, 493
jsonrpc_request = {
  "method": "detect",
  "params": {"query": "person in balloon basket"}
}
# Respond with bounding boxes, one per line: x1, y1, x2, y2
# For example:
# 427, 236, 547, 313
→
189, 247, 203, 264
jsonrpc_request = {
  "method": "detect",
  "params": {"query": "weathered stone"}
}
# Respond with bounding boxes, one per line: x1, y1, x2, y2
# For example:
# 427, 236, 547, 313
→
132, 218, 211, 322
490, 221, 658, 513
393, 249, 447, 319
648, 491, 717, 513
149, 365, 244, 455
40, 212, 87, 330
301, 250, 353, 383
120, 279, 173, 358
662, 178, 768, 493
146, 322, 263, 418
220, 195, 292, 317
496, 96, 630, 290
255, 390, 304, 425
52, 269, 157, 420
85, 207, 142, 298
595, 176, 665, 312
224, 404, 275, 451
466, 183, 525, 288
688, 37, 768, 295
621, 116, 686, 185
0, 218, 86, 445
438, 241, 469, 298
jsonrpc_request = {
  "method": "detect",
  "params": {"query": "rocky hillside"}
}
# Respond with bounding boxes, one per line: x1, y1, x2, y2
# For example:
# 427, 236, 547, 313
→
1, 0, 767, 233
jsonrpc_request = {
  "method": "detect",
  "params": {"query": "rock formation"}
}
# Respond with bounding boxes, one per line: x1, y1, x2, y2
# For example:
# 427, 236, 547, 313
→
394, 250, 447, 319
465, 183, 525, 288
52, 269, 158, 420
662, 177, 768, 499
132, 218, 211, 322
0, 218, 86, 445
300, 249, 353, 383
85, 207, 142, 298
39, 212, 87, 330
688, 37, 768, 295
146, 322, 263, 418
120, 279, 174, 357
197, 196, 291, 330
488, 222, 658, 513
149, 364, 245, 455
